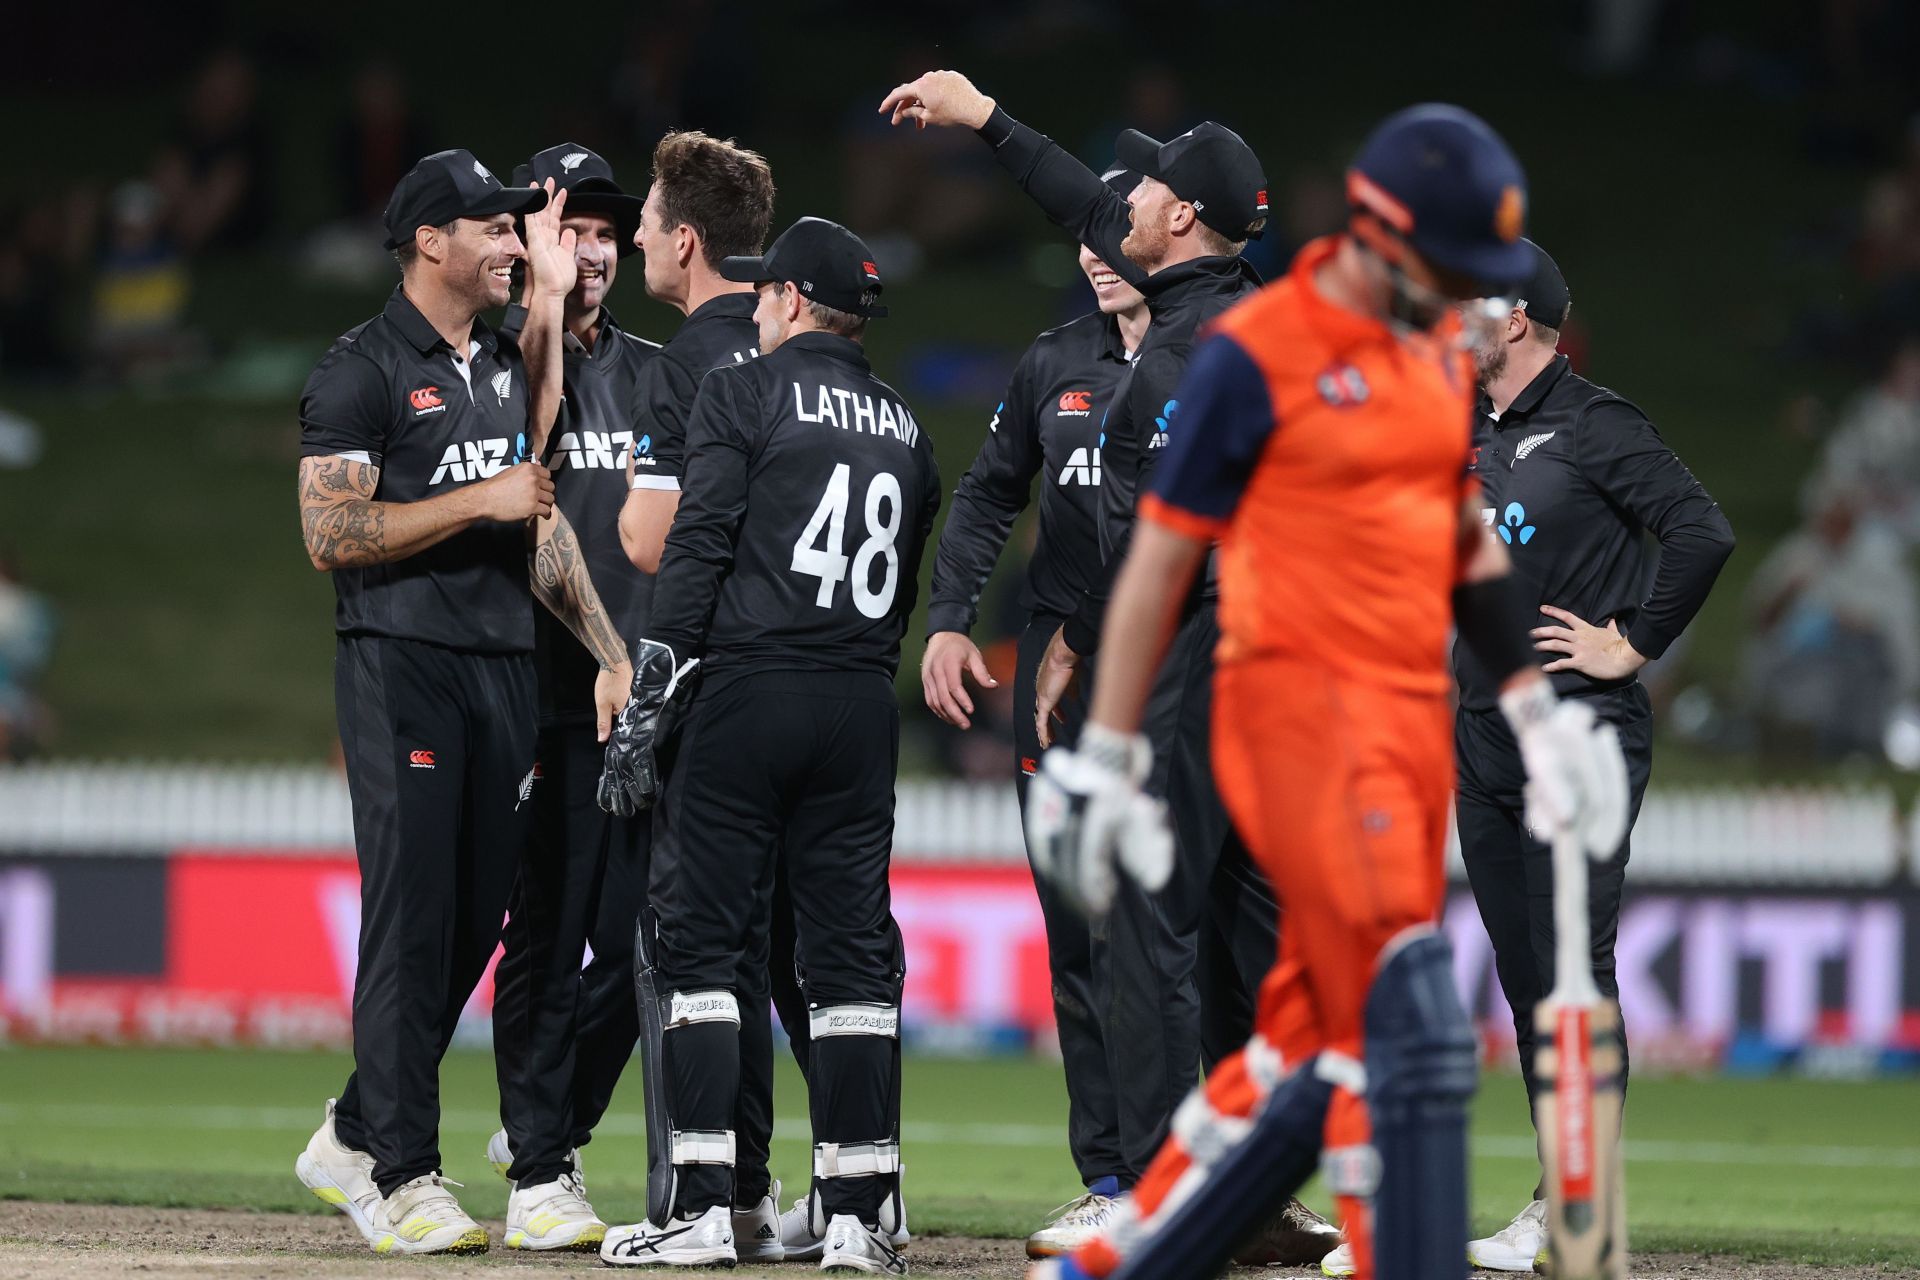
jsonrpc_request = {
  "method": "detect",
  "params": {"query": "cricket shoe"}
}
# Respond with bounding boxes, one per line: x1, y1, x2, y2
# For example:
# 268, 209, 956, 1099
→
733, 1178, 785, 1262
1025, 1192, 1118, 1259
1235, 1197, 1343, 1266
1320, 1241, 1354, 1277
600, 1204, 736, 1267
820, 1214, 908, 1274
369, 1173, 489, 1255
780, 1190, 911, 1260
293, 1098, 382, 1245
485, 1127, 582, 1188
503, 1171, 605, 1251
1467, 1199, 1548, 1272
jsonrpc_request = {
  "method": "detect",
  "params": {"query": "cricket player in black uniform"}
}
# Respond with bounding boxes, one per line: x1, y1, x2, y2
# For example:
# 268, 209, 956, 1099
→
920, 174, 1147, 1256
293, 152, 632, 1256
1455, 241, 1734, 1271
881, 70, 1337, 1264
479, 143, 658, 1253
597, 218, 937, 1274
603, 127, 793, 1257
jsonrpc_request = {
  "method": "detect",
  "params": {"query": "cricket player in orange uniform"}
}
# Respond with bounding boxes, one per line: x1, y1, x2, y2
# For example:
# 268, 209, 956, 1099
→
1025, 106, 1630, 1280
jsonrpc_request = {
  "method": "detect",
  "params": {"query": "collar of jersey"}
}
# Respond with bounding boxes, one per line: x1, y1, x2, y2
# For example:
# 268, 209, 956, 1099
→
682, 291, 758, 331
1140, 252, 1262, 303
384, 285, 498, 357
781, 330, 869, 369
1501, 352, 1571, 422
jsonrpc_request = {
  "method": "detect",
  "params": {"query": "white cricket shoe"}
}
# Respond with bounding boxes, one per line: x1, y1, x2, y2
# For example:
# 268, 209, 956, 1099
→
820, 1214, 909, 1274
600, 1204, 736, 1267
1468, 1199, 1549, 1272
1024, 1192, 1118, 1259
1321, 1240, 1355, 1276
293, 1098, 382, 1245
485, 1127, 582, 1187
504, 1171, 605, 1251
369, 1173, 488, 1255
734, 1177, 786, 1262
780, 1190, 912, 1260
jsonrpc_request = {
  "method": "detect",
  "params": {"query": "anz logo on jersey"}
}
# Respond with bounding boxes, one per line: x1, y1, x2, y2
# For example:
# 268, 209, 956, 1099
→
1058, 429, 1104, 486
428, 433, 526, 485
549, 429, 637, 472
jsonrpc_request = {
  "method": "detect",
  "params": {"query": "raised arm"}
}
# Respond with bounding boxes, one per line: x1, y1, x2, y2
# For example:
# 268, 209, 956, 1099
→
518, 181, 576, 461
880, 70, 1140, 284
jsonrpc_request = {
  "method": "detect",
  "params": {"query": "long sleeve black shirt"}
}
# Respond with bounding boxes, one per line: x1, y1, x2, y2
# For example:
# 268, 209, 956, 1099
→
925, 310, 1131, 635
976, 106, 1262, 654
1454, 354, 1736, 710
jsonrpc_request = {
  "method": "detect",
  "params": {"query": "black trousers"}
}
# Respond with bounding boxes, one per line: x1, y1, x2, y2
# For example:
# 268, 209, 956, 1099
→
492, 718, 650, 1187
329, 636, 536, 1196
1455, 684, 1654, 1130
652, 670, 903, 1219
1014, 614, 1122, 1187
1090, 605, 1280, 1185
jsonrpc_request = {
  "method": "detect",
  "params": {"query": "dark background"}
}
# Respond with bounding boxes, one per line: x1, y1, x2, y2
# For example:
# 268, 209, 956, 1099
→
1, 0, 1916, 780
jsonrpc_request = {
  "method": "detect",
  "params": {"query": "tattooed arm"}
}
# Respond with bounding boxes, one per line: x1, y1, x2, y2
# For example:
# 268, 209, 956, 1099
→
297, 453, 554, 571
531, 508, 634, 738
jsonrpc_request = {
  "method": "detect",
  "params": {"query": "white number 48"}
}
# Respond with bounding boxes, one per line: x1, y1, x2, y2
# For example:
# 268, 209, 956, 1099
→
791, 463, 903, 619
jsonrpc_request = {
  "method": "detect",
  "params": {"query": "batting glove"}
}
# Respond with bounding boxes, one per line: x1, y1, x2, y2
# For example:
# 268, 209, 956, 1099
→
1501, 678, 1630, 859
597, 639, 701, 816
1025, 723, 1174, 916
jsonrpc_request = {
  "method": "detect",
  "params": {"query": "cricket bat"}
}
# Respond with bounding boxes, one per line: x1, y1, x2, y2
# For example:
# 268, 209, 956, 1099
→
1532, 826, 1627, 1279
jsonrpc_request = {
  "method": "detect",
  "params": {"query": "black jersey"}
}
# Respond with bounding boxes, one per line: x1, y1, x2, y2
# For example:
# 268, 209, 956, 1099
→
1453, 355, 1735, 710
627, 293, 760, 494
926, 311, 1131, 634
299, 286, 535, 653
500, 304, 663, 723
649, 331, 941, 682
972, 107, 1262, 653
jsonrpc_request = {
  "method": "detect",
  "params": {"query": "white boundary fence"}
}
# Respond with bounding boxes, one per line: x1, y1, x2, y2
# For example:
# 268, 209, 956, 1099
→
0, 763, 1909, 884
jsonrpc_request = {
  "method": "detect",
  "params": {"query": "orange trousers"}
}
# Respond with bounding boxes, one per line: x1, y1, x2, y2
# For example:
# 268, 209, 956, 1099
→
1074, 654, 1454, 1280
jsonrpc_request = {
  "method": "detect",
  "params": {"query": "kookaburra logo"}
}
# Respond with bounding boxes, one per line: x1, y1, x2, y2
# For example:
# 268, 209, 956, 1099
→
559, 151, 590, 172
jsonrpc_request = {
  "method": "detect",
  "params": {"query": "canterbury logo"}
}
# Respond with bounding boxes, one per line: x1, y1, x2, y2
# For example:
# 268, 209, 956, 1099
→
1514, 431, 1556, 462
409, 750, 436, 768
559, 151, 589, 172
1058, 390, 1093, 415
409, 386, 443, 411
862, 260, 881, 279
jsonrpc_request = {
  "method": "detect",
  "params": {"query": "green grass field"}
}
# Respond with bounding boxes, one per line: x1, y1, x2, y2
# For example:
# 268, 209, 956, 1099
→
0, 1046, 1915, 1270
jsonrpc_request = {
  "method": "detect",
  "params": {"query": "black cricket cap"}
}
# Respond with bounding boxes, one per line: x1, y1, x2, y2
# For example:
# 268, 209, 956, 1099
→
719, 217, 889, 318
1101, 165, 1139, 199
512, 143, 644, 257
1114, 123, 1268, 242
382, 148, 547, 250
1515, 238, 1569, 329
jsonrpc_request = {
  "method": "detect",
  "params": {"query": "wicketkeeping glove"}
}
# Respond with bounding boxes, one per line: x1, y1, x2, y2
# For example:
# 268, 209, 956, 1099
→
1501, 678, 1630, 859
1024, 723, 1174, 917
597, 639, 701, 816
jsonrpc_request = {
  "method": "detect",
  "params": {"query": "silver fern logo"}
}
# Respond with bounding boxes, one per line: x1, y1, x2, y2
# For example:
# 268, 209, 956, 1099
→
472, 159, 493, 183
559, 151, 590, 172
490, 370, 512, 403
1514, 431, 1556, 463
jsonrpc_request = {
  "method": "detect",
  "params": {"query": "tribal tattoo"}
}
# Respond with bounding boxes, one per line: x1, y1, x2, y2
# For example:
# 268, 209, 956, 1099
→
299, 455, 387, 568
531, 510, 628, 670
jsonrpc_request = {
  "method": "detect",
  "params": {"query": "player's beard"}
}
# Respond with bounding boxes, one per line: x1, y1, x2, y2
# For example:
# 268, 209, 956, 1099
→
1120, 208, 1171, 272
1472, 334, 1507, 386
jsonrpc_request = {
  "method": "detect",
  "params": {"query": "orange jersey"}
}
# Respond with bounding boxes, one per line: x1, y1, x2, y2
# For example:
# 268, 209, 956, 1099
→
1141, 236, 1474, 693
